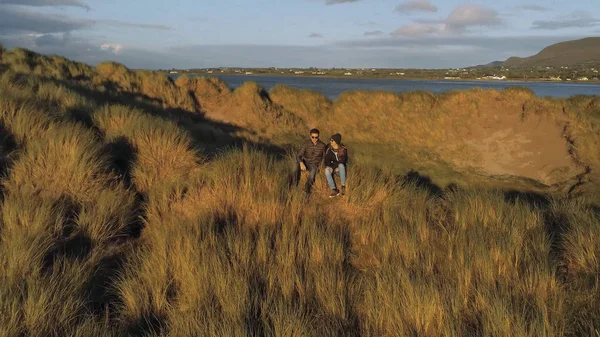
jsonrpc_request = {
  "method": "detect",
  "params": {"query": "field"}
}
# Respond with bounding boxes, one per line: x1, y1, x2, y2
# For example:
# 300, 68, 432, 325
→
1, 45, 600, 336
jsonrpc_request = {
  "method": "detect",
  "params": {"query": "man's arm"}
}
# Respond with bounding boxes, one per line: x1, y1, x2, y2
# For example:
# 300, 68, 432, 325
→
296, 142, 306, 163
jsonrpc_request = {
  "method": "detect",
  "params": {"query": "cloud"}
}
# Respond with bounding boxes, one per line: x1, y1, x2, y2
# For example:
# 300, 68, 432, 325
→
100, 43, 124, 55
308, 32, 324, 38
516, 4, 550, 12
532, 12, 600, 30
325, 0, 360, 4
363, 30, 384, 36
1, 32, 183, 69
0, 5, 174, 67
0, 6, 172, 36
392, 4, 502, 36
0, 0, 90, 10
95, 19, 173, 31
0, 5, 89, 34
392, 24, 439, 36
446, 4, 502, 31
34, 32, 71, 46
395, 1, 438, 14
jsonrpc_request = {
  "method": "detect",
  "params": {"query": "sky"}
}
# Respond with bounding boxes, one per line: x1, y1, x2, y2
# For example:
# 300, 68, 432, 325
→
0, 0, 598, 69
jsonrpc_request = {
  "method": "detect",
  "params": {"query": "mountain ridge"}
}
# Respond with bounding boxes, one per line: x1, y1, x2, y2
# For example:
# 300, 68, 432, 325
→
475, 37, 600, 68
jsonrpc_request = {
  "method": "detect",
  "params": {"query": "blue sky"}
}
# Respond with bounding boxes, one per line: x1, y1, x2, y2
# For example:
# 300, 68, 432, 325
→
0, 0, 598, 68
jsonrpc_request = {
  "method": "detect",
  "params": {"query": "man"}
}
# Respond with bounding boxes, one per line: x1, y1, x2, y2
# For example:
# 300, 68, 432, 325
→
324, 133, 348, 197
293, 128, 327, 193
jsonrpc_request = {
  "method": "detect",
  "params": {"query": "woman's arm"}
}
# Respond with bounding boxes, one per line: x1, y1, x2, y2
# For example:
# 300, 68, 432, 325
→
338, 147, 348, 165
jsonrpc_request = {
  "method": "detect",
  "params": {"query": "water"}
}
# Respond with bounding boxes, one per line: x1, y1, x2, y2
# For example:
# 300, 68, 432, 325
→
184, 74, 600, 100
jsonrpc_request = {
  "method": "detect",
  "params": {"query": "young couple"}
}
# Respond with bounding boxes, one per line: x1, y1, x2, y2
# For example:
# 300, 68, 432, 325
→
293, 128, 348, 198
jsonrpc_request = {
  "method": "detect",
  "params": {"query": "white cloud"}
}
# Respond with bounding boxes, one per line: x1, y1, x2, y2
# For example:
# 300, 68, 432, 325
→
34, 32, 70, 46
392, 4, 502, 36
395, 1, 438, 14
1, 32, 186, 69
392, 24, 439, 36
446, 4, 502, 31
100, 43, 123, 55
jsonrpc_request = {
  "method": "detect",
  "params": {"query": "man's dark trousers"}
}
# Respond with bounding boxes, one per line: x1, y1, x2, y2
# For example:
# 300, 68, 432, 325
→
293, 162, 318, 193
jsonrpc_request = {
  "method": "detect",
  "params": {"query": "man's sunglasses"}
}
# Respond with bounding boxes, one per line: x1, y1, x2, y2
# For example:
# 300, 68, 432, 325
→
311, 136, 319, 139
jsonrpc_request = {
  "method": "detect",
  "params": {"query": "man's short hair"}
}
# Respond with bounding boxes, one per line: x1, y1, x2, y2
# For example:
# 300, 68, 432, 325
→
309, 128, 320, 135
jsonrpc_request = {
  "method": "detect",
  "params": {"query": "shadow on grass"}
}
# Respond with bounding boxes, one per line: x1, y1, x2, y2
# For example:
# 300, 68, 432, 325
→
125, 311, 168, 337
0, 120, 17, 176
103, 136, 137, 189
0, 123, 17, 175
503, 189, 550, 209
402, 170, 444, 198
37, 74, 290, 159
84, 251, 128, 318
542, 209, 571, 281
213, 206, 239, 236
42, 197, 91, 273
593, 205, 600, 218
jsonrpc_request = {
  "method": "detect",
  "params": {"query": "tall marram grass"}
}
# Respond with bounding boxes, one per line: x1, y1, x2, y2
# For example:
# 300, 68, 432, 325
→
0, 47, 599, 336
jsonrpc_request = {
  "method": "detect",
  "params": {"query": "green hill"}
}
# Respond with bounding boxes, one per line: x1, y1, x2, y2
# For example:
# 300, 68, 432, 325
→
504, 37, 600, 67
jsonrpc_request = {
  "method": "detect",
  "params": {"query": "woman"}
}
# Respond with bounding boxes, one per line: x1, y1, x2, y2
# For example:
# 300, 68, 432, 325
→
323, 133, 348, 197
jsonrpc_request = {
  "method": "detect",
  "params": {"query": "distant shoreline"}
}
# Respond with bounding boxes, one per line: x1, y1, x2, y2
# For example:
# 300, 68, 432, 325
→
173, 72, 600, 85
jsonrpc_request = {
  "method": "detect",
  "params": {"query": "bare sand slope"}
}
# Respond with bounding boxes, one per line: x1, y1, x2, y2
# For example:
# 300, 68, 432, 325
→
440, 108, 584, 186
328, 89, 595, 188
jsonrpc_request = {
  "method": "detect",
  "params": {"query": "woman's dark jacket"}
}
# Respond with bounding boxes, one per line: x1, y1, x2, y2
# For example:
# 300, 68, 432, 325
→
324, 145, 348, 169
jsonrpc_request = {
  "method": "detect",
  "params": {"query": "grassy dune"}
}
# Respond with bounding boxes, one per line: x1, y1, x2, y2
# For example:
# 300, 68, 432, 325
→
0, 46, 600, 336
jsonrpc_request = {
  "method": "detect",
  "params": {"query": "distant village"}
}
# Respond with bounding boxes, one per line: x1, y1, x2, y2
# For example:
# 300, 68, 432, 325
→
164, 65, 600, 82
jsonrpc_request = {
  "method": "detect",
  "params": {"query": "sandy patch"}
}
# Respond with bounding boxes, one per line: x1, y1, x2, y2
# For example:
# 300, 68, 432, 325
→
441, 111, 584, 186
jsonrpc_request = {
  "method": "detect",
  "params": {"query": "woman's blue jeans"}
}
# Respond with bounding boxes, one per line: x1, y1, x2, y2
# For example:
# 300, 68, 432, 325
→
325, 164, 346, 190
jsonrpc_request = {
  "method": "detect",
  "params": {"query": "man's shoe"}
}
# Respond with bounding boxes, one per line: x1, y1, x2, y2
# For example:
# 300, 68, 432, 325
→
329, 189, 340, 198
340, 186, 346, 196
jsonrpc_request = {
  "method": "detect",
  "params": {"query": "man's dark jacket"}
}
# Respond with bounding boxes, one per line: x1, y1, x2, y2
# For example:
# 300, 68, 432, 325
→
297, 139, 327, 167
324, 145, 348, 169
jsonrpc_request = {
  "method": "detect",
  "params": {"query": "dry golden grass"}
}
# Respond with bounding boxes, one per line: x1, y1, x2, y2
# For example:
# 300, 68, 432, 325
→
269, 84, 333, 128
0, 47, 599, 336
